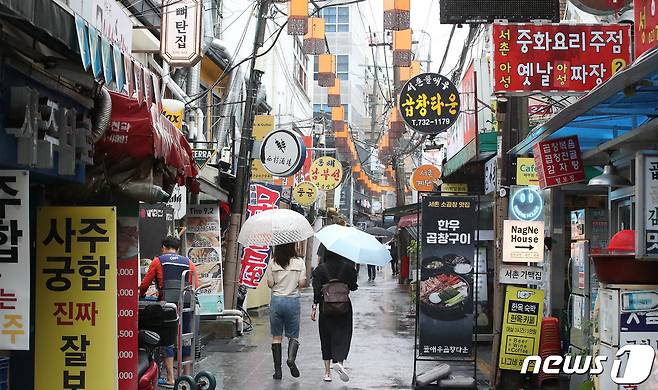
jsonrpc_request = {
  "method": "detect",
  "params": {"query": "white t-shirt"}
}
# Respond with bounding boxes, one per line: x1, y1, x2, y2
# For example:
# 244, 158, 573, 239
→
265, 257, 306, 297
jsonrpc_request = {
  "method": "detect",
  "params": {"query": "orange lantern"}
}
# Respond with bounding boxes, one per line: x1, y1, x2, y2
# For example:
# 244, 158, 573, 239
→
389, 107, 405, 137
393, 29, 412, 67
288, 0, 309, 35
328, 78, 341, 107
331, 106, 344, 132
303, 17, 325, 54
317, 54, 336, 87
399, 60, 421, 83
384, 0, 410, 31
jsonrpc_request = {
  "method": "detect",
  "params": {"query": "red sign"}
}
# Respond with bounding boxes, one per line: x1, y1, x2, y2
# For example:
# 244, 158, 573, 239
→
532, 136, 586, 189
239, 183, 282, 288
117, 256, 138, 389
493, 23, 631, 93
635, 0, 658, 58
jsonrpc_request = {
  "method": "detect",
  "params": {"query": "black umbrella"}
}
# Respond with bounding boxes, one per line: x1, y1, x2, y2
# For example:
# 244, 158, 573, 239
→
365, 226, 394, 238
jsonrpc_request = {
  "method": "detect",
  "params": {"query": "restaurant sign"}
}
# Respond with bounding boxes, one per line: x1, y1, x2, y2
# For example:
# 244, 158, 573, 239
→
636, 152, 658, 259
635, 0, 658, 58
161, 0, 203, 66
499, 286, 545, 371
493, 23, 631, 93
532, 135, 586, 189
399, 73, 461, 135
260, 130, 307, 178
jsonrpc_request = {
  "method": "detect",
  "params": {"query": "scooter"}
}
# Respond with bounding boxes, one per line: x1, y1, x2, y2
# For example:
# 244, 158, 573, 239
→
138, 329, 161, 390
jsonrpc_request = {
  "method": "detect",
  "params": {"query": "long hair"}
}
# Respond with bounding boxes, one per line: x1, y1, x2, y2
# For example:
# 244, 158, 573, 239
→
274, 242, 298, 269
317, 244, 342, 263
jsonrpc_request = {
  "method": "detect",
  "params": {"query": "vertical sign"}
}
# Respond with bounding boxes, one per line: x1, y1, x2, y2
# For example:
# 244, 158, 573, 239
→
251, 115, 275, 182
532, 135, 586, 189
636, 152, 658, 259
239, 184, 282, 288
36, 207, 118, 390
499, 286, 544, 371
0, 171, 29, 350
161, 0, 203, 66
419, 195, 476, 357
167, 184, 187, 220
484, 158, 497, 195
635, 0, 658, 58
116, 217, 139, 390
186, 205, 224, 314
139, 204, 175, 261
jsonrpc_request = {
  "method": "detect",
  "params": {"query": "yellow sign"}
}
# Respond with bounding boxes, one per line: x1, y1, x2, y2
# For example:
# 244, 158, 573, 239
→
162, 98, 185, 130
440, 183, 468, 194
293, 181, 319, 206
499, 286, 544, 371
310, 156, 343, 191
251, 115, 275, 182
36, 207, 118, 390
516, 157, 539, 186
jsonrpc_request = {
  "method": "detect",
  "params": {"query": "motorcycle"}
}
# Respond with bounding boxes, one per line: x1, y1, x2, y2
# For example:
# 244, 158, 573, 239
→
138, 329, 160, 390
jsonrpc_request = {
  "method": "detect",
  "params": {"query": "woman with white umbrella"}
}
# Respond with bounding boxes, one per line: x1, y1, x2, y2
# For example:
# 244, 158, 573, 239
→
238, 209, 315, 381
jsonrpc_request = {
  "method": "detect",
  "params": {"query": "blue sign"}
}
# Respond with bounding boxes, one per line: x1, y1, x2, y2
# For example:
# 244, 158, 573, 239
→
509, 186, 544, 222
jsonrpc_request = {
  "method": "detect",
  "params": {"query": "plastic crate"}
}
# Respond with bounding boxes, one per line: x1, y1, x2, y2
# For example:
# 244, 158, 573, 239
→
0, 356, 9, 390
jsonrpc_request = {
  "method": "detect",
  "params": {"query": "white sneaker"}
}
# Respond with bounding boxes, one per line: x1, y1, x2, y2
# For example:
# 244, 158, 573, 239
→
334, 362, 349, 382
323, 373, 332, 382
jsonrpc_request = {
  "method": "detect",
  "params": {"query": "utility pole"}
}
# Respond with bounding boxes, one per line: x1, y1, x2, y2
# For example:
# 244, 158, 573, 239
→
223, 0, 271, 311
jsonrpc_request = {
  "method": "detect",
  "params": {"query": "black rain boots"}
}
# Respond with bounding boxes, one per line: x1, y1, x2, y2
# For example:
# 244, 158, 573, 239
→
287, 338, 300, 378
272, 343, 282, 380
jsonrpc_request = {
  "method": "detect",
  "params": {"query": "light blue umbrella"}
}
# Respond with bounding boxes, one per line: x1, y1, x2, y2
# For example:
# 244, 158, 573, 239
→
315, 224, 392, 266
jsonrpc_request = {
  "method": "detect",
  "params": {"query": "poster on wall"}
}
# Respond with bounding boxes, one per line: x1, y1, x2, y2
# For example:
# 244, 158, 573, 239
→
36, 207, 118, 390
186, 204, 224, 315
139, 204, 175, 261
636, 152, 658, 259
116, 216, 139, 390
419, 195, 476, 357
0, 171, 30, 350
499, 286, 545, 371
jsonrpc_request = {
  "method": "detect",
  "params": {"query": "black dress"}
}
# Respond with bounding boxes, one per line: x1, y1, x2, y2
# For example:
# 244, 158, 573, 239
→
312, 259, 358, 362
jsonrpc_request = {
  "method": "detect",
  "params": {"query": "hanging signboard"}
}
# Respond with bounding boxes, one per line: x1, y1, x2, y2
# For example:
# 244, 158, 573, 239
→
293, 181, 319, 206
492, 23, 631, 93
515, 157, 539, 186
260, 130, 307, 177
503, 220, 545, 263
0, 171, 29, 350
399, 73, 461, 135
532, 135, 586, 189
499, 286, 545, 371
139, 204, 175, 261
310, 156, 344, 191
636, 152, 658, 259
193, 147, 217, 170
167, 184, 187, 220
484, 157, 497, 195
411, 164, 442, 192
499, 264, 545, 285
36, 207, 118, 390
240, 184, 282, 288
509, 186, 544, 222
186, 204, 224, 314
251, 115, 276, 182
635, 0, 658, 58
161, 0, 203, 66
419, 195, 476, 358
162, 99, 185, 130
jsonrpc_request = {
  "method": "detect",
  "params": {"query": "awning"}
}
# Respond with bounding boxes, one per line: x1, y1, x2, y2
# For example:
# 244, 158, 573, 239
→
509, 48, 658, 159
96, 92, 198, 182
399, 214, 419, 228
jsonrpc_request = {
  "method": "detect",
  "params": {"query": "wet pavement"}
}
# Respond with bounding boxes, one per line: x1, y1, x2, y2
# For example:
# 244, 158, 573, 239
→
197, 268, 492, 389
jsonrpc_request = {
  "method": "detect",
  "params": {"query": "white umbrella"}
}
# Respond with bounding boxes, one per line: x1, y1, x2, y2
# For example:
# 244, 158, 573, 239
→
238, 209, 314, 247
315, 224, 392, 266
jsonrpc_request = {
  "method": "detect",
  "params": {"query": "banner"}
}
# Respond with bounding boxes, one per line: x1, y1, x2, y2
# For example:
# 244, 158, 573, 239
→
499, 286, 544, 371
139, 204, 175, 261
419, 195, 476, 357
239, 183, 282, 288
186, 205, 224, 314
116, 217, 139, 389
36, 207, 117, 390
0, 171, 29, 350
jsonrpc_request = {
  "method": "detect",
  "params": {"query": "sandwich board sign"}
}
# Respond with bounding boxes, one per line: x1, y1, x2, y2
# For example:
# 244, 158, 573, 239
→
503, 220, 544, 263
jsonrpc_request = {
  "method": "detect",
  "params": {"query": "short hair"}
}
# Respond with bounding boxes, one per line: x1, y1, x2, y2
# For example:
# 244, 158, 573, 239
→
161, 236, 181, 250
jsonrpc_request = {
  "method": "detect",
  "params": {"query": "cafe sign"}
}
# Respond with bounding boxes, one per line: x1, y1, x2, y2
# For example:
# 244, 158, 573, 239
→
161, 0, 203, 66
399, 73, 461, 135
636, 152, 658, 259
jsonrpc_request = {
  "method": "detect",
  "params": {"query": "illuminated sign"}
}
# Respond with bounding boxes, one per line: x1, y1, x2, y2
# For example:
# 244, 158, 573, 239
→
509, 186, 544, 222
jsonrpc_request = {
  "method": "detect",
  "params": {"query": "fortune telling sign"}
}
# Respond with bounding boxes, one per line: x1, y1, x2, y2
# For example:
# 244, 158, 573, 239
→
399, 73, 461, 135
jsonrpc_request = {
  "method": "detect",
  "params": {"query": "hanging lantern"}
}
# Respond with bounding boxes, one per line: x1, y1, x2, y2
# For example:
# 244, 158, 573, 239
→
389, 107, 405, 137
331, 106, 344, 132
399, 60, 421, 83
303, 17, 325, 55
384, 0, 410, 31
288, 0, 309, 35
393, 29, 412, 67
317, 54, 336, 87
327, 78, 341, 107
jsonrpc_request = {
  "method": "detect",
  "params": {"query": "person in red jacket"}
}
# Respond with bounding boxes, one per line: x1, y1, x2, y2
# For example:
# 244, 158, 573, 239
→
139, 236, 199, 386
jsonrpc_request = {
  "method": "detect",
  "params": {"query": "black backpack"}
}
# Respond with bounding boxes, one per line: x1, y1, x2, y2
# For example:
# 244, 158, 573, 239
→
320, 264, 351, 316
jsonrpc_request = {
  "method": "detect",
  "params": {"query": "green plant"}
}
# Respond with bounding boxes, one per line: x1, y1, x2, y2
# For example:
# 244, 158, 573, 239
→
407, 240, 421, 266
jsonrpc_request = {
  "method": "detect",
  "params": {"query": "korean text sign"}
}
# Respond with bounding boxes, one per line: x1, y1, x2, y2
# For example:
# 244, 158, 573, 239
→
310, 156, 344, 191
499, 286, 544, 371
532, 135, 586, 189
419, 196, 476, 358
493, 23, 631, 93
161, 0, 203, 66
637, 152, 658, 259
399, 73, 461, 135
635, 0, 658, 58
36, 207, 117, 390
240, 184, 282, 288
0, 171, 29, 350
